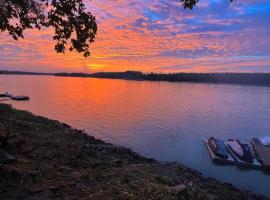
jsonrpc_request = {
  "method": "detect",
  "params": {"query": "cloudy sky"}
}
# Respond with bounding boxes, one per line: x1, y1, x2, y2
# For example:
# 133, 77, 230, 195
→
0, 0, 270, 73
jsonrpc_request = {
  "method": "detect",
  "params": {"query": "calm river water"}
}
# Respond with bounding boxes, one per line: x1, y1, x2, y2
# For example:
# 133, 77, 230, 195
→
1, 75, 270, 197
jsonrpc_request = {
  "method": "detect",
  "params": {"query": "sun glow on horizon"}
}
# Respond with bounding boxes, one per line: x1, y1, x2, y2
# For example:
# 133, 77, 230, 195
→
0, 0, 270, 73
86, 63, 107, 71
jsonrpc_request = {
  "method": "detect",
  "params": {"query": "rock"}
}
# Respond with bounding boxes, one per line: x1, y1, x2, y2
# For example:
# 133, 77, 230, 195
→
207, 194, 217, 200
187, 181, 193, 187
0, 165, 22, 187
112, 159, 122, 167
172, 184, 188, 198
171, 184, 186, 193
0, 149, 17, 164
58, 165, 72, 172
28, 170, 40, 177
62, 123, 71, 128
28, 189, 54, 200
84, 143, 91, 148
18, 158, 31, 164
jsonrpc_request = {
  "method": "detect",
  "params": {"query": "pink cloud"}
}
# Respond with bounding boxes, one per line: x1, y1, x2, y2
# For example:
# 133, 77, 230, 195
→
0, 0, 270, 73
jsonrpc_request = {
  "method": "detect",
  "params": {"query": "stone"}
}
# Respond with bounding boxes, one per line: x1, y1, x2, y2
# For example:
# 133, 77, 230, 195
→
28, 189, 54, 200
112, 159, 122, 167
0, 149, 17, 164
172, 184, 186, 193
0, 165, 22, 187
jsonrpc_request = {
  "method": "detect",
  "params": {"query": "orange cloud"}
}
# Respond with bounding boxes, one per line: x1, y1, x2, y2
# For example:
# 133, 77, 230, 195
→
0, 0, 270, 73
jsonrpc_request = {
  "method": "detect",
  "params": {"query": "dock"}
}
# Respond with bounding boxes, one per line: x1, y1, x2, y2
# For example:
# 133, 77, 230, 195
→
252, 139, 270, 170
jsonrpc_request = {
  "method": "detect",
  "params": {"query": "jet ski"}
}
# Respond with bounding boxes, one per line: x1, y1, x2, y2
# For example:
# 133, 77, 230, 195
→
208, 137, 230, 159
11, 96, 30, 101
227, 139, 254, 163
0, 92, 12, 98
204, 137, 234, 164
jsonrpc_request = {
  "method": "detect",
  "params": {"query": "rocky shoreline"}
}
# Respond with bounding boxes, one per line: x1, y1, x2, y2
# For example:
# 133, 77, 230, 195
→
0, 103, 268, 200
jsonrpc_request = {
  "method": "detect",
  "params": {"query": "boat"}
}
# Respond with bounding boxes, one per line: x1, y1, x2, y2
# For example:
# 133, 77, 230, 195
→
0, 92, 12, 98
226, 139, 262, 169
11, 96, 30, 101
204, 137, 234, 164
251, 137, 270, 170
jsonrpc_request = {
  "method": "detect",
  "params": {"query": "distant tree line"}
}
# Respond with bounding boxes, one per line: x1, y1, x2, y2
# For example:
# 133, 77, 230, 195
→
2, 70, 270, 86
0, 70, 52, 75
55, 71, 270, 86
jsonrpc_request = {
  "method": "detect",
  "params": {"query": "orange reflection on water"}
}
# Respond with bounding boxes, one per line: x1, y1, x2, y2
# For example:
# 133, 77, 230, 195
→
1, 75, 270, 196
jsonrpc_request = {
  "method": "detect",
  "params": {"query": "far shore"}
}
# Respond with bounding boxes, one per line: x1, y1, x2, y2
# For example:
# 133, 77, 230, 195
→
1, 70, 270, 87
0, 103, 269, 199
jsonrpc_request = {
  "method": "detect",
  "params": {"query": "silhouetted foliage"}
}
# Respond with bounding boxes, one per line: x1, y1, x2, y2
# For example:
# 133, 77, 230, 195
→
181, 0, 234, 9
181, 0, 199, 9
0, 0, 97, 57
55, 71, 270, 86
0, 70, 52, 75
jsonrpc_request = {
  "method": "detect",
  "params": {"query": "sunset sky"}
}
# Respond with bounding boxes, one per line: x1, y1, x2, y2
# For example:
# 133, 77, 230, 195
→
0, 0, 270, 73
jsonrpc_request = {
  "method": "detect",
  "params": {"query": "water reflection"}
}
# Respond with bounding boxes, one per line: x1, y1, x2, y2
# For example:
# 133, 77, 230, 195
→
1, 75, 270, 197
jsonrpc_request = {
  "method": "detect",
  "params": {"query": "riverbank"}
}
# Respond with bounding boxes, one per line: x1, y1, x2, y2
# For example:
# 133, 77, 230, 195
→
55, 71, 270, 86
0, 103, 268, 200
2, 70, 270, 86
